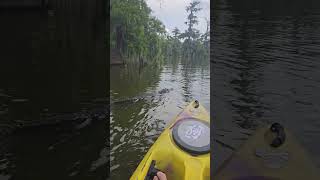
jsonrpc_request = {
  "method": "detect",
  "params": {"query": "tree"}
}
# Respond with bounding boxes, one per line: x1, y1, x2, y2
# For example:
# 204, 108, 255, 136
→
169, 27, 182, 59
180, 1, 202, 41
179, 1, 202, 60
172, 27, 181, 39
201, 18, 210, 48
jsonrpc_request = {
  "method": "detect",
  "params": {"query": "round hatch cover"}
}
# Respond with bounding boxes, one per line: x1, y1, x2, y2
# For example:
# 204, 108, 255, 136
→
172, 118, 210, 155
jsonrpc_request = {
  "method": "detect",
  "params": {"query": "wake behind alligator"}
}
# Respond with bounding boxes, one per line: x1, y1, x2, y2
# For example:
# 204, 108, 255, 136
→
0, 87, 173, 140
111, 88, 174, 105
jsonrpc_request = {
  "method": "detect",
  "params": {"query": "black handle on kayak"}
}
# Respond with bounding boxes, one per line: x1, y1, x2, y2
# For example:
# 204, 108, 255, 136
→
194, 100, 199, 108
145, 160, 160, 180
270, 123, 286, 148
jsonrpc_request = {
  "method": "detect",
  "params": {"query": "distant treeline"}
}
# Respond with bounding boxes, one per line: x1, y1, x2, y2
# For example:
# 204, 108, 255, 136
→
110, 0, 209, 65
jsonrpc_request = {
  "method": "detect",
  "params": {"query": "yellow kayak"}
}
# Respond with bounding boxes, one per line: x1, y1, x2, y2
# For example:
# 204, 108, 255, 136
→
130, 100, 210, 180
214, 123, 320, 180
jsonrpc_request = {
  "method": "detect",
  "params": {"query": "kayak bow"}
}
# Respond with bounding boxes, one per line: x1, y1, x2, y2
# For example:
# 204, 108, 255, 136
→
130, 100, 210, 180
214, 123, 320, 180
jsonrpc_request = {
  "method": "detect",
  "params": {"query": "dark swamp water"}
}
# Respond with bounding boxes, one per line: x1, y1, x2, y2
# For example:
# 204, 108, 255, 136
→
212, 0, 320, 173
0, 61, 108, 180
0, 5, 108, 180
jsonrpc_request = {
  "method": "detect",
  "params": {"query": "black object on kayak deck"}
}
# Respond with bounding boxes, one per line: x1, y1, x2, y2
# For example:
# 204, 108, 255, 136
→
145, 160, 160, 180
269, 123, 286, 148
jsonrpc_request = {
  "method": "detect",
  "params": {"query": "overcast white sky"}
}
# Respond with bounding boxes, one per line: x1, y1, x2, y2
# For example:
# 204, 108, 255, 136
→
146, 0, 210, 34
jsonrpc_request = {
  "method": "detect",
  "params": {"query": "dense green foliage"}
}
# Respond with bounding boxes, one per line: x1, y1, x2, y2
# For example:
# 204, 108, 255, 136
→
110, 0, 166, 65
110, 0, 209, 65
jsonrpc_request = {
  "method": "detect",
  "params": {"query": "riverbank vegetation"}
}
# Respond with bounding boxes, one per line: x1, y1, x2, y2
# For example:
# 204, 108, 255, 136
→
110, 0, 209, 66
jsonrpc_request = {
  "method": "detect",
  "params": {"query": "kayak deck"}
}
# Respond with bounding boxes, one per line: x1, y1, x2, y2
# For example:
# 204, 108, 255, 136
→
130, 101, 210, 180
214, 125, 320, 180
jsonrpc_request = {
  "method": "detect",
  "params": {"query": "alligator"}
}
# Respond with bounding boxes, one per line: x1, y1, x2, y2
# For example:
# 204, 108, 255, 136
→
158, 88, 173, 94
